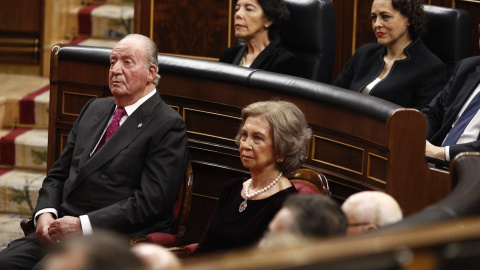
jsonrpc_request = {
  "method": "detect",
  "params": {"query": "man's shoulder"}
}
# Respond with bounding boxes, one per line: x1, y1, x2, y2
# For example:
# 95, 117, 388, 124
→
89, 96, 115, 107
153, 95, 183, 119
457, 56, 480, 72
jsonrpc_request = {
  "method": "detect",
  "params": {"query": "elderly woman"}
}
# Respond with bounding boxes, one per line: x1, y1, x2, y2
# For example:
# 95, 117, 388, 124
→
333, 0, 446, 109
219, 0, 305, 78
194, 100, 312, 254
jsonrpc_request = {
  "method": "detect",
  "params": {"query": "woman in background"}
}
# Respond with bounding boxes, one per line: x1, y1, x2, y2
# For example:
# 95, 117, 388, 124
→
194, 100, 311, 254
220, 0, 305, 78
334, 0, 446, 109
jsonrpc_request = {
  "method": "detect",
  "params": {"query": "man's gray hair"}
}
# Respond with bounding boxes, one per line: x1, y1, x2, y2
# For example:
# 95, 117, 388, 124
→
122, 34, 161, 85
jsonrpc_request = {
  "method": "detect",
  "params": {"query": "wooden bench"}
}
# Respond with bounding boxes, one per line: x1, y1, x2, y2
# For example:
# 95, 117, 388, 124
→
48, 44, 451, 245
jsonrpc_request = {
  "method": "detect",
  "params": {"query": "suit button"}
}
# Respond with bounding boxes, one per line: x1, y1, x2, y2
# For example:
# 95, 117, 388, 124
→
75, 169, 79, 174
101, 174, 108, 180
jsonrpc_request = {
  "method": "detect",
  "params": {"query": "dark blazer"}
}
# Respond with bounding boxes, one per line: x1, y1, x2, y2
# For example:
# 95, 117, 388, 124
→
423, 56, 480, 159
34, 92, 189, 237
334, 38, 446, 109
219, 37, 305, 78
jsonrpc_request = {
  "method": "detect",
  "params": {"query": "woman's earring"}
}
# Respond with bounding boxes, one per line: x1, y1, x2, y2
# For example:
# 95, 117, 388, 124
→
265, 24, 269, 28
277, 158, 284, 163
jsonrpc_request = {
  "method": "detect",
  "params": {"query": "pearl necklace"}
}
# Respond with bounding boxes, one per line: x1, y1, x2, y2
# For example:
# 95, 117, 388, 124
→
239, 172, 283, 213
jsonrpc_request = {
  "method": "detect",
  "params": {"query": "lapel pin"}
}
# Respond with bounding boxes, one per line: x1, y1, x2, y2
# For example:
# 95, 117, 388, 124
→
137, 123, 143, 129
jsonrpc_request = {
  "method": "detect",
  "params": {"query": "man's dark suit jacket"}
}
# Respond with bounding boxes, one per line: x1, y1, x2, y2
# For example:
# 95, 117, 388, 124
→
34, 92, 189, 237
423, 56, 480, 159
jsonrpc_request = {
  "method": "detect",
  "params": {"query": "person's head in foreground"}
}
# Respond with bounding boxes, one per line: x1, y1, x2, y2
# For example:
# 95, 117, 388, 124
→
131, 243, 181, 270
42, 232, 145, 270
260, 193, 347, 248
341, 191, 403, 235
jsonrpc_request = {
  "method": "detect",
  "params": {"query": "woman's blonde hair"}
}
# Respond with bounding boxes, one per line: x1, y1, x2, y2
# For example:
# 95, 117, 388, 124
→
235, 100, 312, 173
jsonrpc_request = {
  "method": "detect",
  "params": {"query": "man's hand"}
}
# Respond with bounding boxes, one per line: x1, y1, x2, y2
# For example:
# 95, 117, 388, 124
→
48, 216, 82, 241
36, 213, 56, 246
426, 140, 446, 160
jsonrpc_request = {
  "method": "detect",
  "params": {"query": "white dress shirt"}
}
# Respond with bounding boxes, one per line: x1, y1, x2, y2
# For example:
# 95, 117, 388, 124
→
443, 83, 480, 161
35, 89, 157, 235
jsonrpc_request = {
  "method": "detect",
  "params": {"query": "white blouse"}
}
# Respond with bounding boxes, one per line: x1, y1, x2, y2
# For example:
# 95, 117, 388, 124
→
362, 77, 382, 95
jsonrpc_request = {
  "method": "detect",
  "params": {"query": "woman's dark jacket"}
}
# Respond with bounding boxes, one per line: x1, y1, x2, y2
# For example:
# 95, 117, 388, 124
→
334, 38, 447, 109
219, 37, 305, 78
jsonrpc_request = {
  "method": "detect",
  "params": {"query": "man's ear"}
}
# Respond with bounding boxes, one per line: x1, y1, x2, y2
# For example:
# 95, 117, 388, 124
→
147, 64, 158, 83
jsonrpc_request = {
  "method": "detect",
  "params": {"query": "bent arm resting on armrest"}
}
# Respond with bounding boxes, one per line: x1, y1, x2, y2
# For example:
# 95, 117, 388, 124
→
426, 140, 446, 160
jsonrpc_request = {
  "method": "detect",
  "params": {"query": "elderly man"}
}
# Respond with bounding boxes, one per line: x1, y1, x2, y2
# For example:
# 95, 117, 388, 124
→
260, 194, 347, 247
0, 34, 189, 270
341, 191, 403, 235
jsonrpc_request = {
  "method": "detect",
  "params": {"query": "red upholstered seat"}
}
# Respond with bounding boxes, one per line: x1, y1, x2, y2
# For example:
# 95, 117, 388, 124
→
130, 160, 193, 247
292, 180, 322, 194
287, 168, 331, 196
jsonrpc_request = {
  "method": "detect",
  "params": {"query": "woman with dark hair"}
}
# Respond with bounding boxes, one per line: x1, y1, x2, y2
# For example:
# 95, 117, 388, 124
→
219, 0, 305, 78
334, 0, 447, 109
194, 100, 312, 254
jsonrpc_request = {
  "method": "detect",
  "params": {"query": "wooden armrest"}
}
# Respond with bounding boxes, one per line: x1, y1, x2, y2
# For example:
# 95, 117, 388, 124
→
426, 156, 450, 170
129, 235, 149, 246
20, 218, 35, 236
168, 243, 197, 257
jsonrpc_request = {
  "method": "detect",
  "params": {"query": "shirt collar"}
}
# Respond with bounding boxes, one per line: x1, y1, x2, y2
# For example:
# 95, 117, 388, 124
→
117, 88, 157, 116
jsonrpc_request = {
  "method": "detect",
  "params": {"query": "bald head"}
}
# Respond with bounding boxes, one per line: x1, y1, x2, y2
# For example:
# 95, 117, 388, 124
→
341, 191, 402, 235
131, 243, 181, 270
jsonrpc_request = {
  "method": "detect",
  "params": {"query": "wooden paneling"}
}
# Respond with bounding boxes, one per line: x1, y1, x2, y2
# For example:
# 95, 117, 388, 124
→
150, 0, 230, 58
332, 0, 356, 81
355, 0, 377, 49
0, 0, 42, 33
184, 108, 241, 142
134, 0, 152, 36
430, 0, 454, 6
0, 0, 43, 66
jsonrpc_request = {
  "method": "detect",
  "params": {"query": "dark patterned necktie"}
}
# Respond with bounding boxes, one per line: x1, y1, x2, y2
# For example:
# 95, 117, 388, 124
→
442, 92, 480, 146
93, 107, 126, 154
